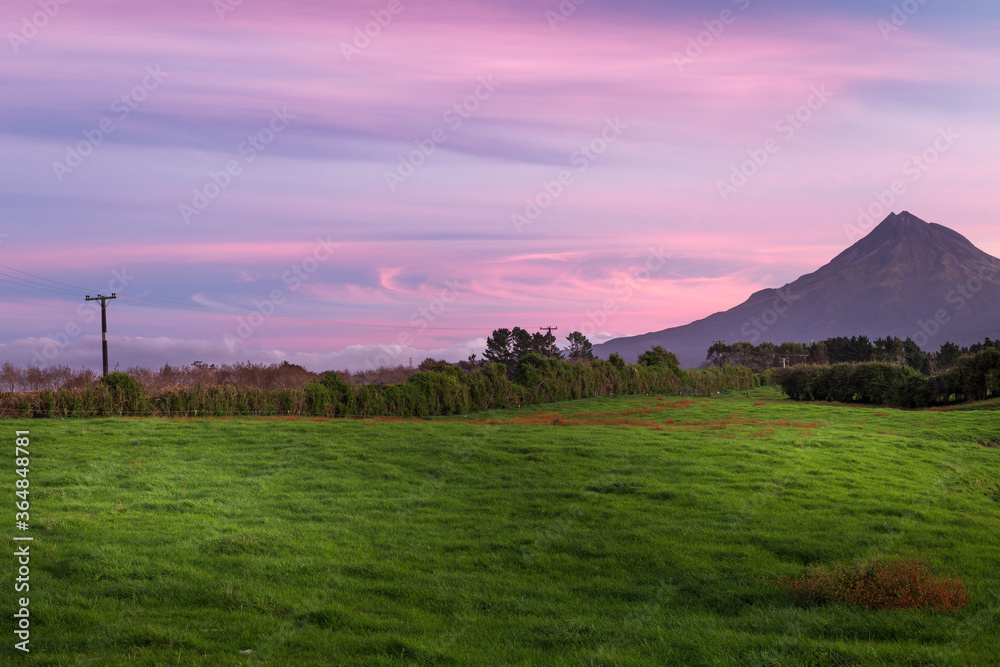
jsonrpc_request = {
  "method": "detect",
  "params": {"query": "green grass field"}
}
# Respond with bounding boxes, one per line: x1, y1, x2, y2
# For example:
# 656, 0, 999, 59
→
4, 388, 999, 665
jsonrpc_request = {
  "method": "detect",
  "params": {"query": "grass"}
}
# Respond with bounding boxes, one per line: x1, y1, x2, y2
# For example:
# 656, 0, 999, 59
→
3, 386, 1000, 665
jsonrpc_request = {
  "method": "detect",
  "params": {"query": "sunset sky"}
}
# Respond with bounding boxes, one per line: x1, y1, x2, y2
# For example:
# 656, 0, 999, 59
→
2, 0, 998, 371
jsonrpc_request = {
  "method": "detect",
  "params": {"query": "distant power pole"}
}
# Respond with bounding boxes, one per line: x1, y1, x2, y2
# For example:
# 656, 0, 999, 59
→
85, 293, 116, 377
539, 326, 558, 336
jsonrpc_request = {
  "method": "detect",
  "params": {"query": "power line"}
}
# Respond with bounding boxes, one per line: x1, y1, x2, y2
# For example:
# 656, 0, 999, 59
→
0, 263, 103, 294
0, 275, 85, 298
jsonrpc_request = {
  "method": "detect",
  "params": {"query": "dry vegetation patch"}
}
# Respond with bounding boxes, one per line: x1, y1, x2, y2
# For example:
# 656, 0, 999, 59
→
780, 557, 969, 612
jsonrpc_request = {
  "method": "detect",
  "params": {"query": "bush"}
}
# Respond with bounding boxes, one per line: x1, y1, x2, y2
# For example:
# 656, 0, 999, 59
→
779, 366, 814, 401
100, 372, 148, 415
303, 381, 333, 416
780, 557, 969, 612
637, 346, 681, 374
318, 371, 352, 416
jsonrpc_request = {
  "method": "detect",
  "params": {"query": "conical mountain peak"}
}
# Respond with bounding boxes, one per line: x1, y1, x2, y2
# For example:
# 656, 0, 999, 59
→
594, 213, 1000, 367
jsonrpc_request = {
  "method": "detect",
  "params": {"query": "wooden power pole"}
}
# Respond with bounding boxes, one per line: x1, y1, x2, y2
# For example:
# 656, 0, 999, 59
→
85, 293, 116, 377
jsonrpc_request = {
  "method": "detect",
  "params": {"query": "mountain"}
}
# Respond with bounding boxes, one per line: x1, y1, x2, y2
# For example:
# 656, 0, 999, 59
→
593, 212, 1000, 368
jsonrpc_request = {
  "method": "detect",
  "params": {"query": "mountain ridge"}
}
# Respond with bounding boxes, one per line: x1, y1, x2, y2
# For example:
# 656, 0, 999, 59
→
594, 212, 1000, 368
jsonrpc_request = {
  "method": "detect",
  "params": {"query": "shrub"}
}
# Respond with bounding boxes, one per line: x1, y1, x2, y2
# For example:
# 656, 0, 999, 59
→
100, 372, 148, 415
318, 371, 352, 416
780, 557, 969, 612
780, 366, 815, 401
637, 346, 681, 373
303, 381, 333, 416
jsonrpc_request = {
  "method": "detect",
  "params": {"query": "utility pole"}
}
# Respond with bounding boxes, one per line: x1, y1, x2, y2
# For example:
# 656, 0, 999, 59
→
711, 340, 726, 368
539, 326, 559, 358
85, 293, 116, 377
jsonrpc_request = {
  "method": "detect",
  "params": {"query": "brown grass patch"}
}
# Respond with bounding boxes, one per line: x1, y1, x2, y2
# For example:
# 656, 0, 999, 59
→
153, 415, 335, 422
465, 409, 675, 430
460, 403, 827, 434
780, 557, 969, 611
656, 399, 696, 408
466, 411, 825, 434
688, 417, 824, 430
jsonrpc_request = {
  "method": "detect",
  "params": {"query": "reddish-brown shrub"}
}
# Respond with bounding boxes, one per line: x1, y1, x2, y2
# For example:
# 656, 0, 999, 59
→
780, 557, 969, 611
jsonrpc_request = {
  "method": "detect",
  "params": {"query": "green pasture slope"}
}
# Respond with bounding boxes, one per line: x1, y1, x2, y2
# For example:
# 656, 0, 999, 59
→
3, 388, 999, 665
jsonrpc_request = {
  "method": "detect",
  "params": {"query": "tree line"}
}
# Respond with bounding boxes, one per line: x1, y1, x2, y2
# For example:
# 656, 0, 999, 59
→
774, 347, 1000, 408
481, 327, 594, 367
0, 330, 755, 418
707, 336, 1000, 375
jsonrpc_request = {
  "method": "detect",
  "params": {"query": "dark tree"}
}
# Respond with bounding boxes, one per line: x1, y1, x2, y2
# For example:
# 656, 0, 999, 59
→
937, 342, 961, 368
511, 327, 535, 360
777, 341, 809, 367
706, 341, 731, 368
873, 336, 906, 365
533, 331, 563, 359
808, 340, 829, 365
903, 338, 924, 370
638, 346, 680, 372
566, 331, 594, 361
483, 328, 516, 367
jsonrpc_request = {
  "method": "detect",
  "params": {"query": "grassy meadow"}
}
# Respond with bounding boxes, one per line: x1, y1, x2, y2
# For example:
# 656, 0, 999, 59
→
3, 387, 999, 665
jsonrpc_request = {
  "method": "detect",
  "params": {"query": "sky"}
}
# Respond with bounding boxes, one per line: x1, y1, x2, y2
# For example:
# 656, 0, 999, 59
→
1, 0, 999, 372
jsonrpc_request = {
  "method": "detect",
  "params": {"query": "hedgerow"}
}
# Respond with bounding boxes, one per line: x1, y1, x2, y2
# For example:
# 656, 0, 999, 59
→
776, 349, 1000, 408
0, 355, 757, 419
